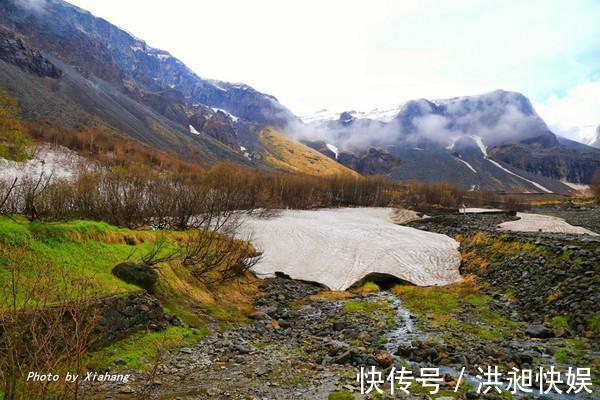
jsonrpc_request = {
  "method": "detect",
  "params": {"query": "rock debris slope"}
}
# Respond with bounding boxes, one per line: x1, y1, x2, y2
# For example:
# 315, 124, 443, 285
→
240, 208, 462, 290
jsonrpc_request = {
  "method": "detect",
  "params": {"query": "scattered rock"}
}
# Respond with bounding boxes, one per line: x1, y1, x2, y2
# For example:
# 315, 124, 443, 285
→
249, 311, 270, 320
526, 324, 554, 339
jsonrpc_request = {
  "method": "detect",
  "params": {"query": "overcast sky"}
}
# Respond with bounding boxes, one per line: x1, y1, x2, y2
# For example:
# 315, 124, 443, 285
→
67, 0, 599, 142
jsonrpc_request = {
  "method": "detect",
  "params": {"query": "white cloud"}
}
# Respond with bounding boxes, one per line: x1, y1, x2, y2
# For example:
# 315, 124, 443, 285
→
66, 0, 599, 117
536, 81, 600, 143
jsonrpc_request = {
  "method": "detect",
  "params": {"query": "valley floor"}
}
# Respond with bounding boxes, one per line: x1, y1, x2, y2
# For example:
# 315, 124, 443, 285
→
78, 206, 599, 400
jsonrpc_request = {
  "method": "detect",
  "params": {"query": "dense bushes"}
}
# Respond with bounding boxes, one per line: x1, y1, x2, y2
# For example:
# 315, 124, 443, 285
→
0, 164, 404, 227
25, 121, 204, 174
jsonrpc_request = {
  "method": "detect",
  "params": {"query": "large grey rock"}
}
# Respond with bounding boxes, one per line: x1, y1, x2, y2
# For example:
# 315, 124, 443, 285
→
112, 261, 158, 293
526, 324, 555, 338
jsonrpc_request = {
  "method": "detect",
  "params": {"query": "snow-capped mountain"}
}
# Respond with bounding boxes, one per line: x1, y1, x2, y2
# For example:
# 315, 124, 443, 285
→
589, 125, 600, 148
297, 90, 600, 192
1, 0, 598, 192
301, 106, 403, 124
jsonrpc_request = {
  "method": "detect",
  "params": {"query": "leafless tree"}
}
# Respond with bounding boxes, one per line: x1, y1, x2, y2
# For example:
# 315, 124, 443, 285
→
0, 177, 18, 215
17, 171, 53, 221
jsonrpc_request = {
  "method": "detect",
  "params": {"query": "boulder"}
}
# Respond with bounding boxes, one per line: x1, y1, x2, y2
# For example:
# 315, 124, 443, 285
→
249, 311, 270, 320
112, 262, 158, 293
334, 350, 353, 364
375, 353, 393, 368
526, 324, 555, 338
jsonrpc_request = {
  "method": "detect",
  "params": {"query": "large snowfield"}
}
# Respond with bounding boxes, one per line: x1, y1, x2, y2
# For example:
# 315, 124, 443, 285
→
239, 208, 462, 290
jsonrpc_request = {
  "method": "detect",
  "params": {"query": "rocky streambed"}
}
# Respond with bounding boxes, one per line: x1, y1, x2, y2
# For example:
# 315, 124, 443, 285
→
88, 277, 421, 399
86, 207, 599, 399
89, 276, 598, 399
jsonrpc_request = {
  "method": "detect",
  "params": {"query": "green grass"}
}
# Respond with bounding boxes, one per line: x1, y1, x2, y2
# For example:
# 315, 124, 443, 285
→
0, 217, 158, 307
359, 281, 380, 293
549, 315, 569, 329
343, 299, 386, 314
377, 336, 389, 345
554, 348, 569, 364
392, 284, 519, 341
391, 285, 460, 324
344, 299, 375, 313
589, 313, 600, 336
0, 216, 262, 382
87, 326, 210, 371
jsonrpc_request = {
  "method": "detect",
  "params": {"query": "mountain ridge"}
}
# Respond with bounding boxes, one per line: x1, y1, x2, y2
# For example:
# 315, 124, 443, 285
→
297, 90, 600, 191
1, 0, 598, 192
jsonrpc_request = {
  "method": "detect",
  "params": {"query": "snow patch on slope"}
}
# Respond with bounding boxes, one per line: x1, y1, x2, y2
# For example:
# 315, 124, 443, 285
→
455, 157, 477, 174
446, 137, 458, 151
0, 144, 88, 182
560, 180, 589, 192
326, 143, 339, 159
239, 146, 251, 159
487, 159, 552, 193
189, 125, 200, 135
471, 135, 552, 193
211, 107, 239, 122
471, 135, 488, 157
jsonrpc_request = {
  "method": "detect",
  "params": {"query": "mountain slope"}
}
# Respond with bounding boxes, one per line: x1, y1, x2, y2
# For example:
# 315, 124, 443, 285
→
256, 128, 358, 177
1, 0, 597, 191
0, 0, 301, 169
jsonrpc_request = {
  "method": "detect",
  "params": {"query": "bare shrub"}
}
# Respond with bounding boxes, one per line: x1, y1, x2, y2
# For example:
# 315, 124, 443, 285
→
15, 172, 53, 221
0, 246, 99, 400
0, 177, 18, 215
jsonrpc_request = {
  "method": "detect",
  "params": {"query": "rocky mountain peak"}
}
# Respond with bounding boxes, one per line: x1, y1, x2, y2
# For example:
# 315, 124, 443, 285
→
338, 111, 355, 126
591, 125, 600, 148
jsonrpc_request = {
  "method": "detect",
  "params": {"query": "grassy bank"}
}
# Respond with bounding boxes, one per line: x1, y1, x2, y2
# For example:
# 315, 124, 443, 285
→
0, 216, 260, 377
0, 216, 156, 304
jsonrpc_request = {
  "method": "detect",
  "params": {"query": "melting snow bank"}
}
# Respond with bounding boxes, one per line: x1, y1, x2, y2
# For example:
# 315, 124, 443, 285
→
498, 212, 599, 236
239, 208, 462, 290
390, 208, 427, 224
0, 144, 88, 182
461, 208, 504, 214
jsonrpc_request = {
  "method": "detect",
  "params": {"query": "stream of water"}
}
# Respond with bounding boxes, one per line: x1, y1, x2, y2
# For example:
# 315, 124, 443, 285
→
375, 290, 591, 400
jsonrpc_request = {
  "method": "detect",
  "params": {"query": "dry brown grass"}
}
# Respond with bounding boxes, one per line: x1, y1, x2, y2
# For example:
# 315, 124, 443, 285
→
155, 260, 260, 326
258, 127, 359, 177
306, 291, 355, 302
